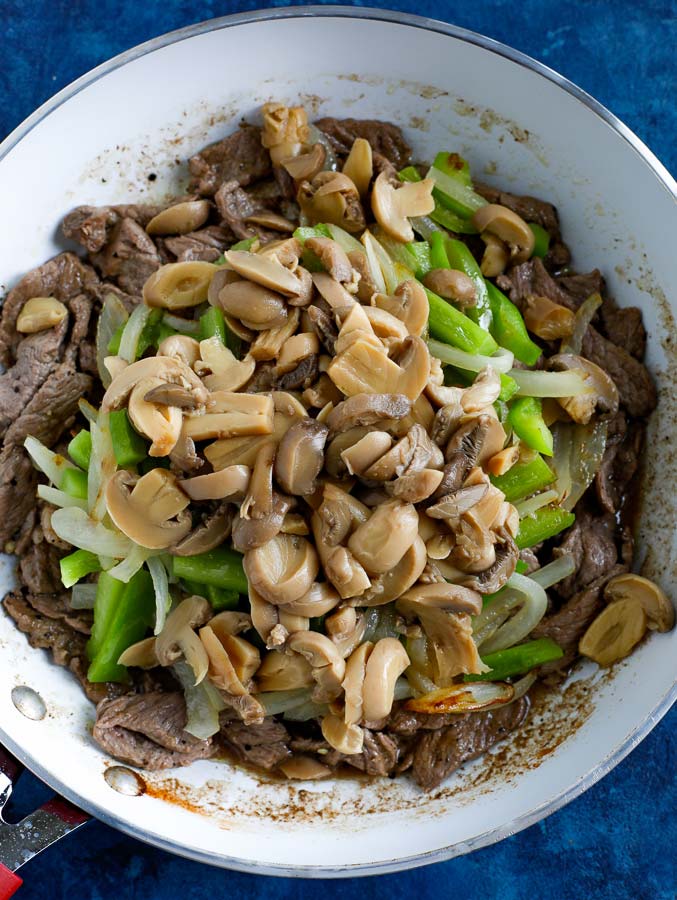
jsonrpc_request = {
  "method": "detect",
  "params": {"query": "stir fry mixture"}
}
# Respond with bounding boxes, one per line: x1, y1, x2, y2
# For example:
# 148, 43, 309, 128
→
2, 104, 673, 790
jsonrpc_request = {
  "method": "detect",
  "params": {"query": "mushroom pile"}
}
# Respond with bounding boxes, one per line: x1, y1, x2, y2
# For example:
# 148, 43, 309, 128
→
100, 105, 532, 756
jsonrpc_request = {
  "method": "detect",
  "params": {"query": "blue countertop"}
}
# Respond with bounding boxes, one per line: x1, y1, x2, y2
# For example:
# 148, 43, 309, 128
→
1, 2, 675, 898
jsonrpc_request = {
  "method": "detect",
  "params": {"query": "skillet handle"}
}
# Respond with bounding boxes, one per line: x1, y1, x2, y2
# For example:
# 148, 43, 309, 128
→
0, 865, 22, 900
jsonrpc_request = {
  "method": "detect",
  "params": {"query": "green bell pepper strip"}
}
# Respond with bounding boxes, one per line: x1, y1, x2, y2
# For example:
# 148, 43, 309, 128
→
429, 231, 451, 270
228, 237, 257, 252
485, 282, 541, 366
432, 151, 472, 186
199, 306, 227, 344
88, 570, 155, 683
444, 238, 492, 330
374, 231, 431, 279
136, 308, 164, 358
514, 559, 529, 576
293, 224, 331, 243
516, 506, 575, 550
109, 409, 148, 468
399, 166, 476, 234
155, 322, 178, 345
464, 638, 564, 682
107, 323, 124, 355
499, 374, 519, 403
172, 547, 248, 594
508, 397, 554, 456
61, 467, 89, 500
87, 572, 127, 662
205, 585, 240, 611
67, 430, 92, 470
528, 223, 551, 258
490, 454, 555, 503
60, 549, 101, 589
425, 287, 498, 356
426, 165, 488, 219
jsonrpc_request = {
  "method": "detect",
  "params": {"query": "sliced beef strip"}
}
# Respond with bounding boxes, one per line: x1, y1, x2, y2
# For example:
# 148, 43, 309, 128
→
533, 565, 626, 673
497, 258, 583, 312
0, 253, 99, 365
189, 124, 272, 196
556, 269, 604, 302
3, 590, 87, 668
582, 326, 656, 417
62, 203, 161, 253
19, 538, 64, 595
90, 218, 161, 296
474, 183, 562, 240
220, 717, 291, 769
348, 731, 401, 777
599, 299, 646, 360
387, 706, 460, 735
411, 698, 529, 792
94, 693, 215, 770
552, 507, 622, 600
214, 180, 280, 242
314, 117, 412, 169
595, 411, 643, 514
163, 225, 234, 262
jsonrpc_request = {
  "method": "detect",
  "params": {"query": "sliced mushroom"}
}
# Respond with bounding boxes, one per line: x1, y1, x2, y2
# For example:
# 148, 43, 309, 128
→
480, 232, 510, 277
261, 102, 309, 165
157, 334, 201, 368
179, 465, 251, 502
371, 171, 435, 242
155, 595, 211, 684
106, 469, 191, 550
548, 353, 619, 424
362, 306, 410, 345
321, 715, 364, 755
374, 280, 428, 337
342, 641, 373, 725
347, 500, 419, 575
128, 377, 183, 457
396, 602, 485, 683
280, 513, 309, 536
386, 468, 444, 503
204, 399, 304, 471
523, 294, 575, 340
200, 624, 260, 696
287, 631, 346, 700
426, 483, 489, 520
361, 637, 410, 721
472, 204, 535, 263
171, 502, 233, 556
143, 261, 218, 309
450, 513, 496, 574
281, 142, 326, 181
276, 332, 320, 374
182, 392, 274, 441
311, 511, 371, 600
363, 424, 438, 481
278, 756, 332, 780
245, 211, 295, 232
249, 308, 301, 361
244, 534, 319, 606
305, 237, 355, 283
461, 367, 502, 413
486, 445, 520, 477
579, 596, 647, 667
104, 355, 128, 381
146, 200, 211, 235
256, 650, 314, 691
207, 616, 261, 682
357, 536, 428, 607
340, 431, 393, 476
342, 137, 373, 197
423, 269, 476, 308
117, 636, 159, 669
325, 606, 367, 659
459, 531, 518, 594
169, 433, 203, 474
398, 581, 482, 615
224, 249, 305, 297
240, 441, 275, 521
274, 419, 329, 495
446, 413, 506, 466
297, 171, 366, 233
311, 271, 357, 311
195, 337, 256, 391
348, 249, 379, 303
216, 279, 288, 331
604, 574, 674, 632
326, 393, 411, 434
16, 296, 67, 333
282, 581, 342, 617
143, 382, 203, 410
101, 355, 208, 412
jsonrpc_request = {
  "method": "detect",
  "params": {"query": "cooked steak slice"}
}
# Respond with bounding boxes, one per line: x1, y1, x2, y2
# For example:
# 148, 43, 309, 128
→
91, 217, 161, 296
582, 326, 656, 417
163, 225, 234, 262
314, 117, 411, 168
62, 203, 160, 253
220, 717, 291, 769
553, 508, 622, 600
411, 698, 529, 791
94, 693, 215, 769
189, 124, 272, 195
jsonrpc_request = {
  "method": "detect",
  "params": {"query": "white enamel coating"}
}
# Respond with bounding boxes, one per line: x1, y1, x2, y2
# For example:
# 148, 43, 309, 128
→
0, 8, 675, 878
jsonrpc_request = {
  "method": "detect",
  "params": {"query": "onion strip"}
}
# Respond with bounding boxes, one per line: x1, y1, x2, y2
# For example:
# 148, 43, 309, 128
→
561, 292, 602, 355
148, 556, 171, 635
474, 573, 548, 653
107, 545, 154, 583
50, 507, 132, 558
529, 553, 576, 590
37, 485, 88, 510
24, 436, 77, 487
361, 231, 387, 294
428, 340, 514, 374
118, 303, 152, 363
510, 368, 594, 398
173, 660, 224, 740
515, 489, 559, 518
96, 292, 128, 388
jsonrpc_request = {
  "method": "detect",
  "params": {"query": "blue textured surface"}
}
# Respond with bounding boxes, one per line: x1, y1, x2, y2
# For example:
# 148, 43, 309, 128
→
1, 2, 675, 898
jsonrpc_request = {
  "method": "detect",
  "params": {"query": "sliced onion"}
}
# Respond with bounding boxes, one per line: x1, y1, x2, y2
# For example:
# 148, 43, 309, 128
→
50, 507, 132, 558
529, 553, 576, 590
258, 688, 313, 716
118, 303, 152, 363
173, 660, 223, 740
563, 420, 608, 511
515, 489, 559, 518
107, 545, 154, 583
368, 231, 399, 294
362, 604, 401, 643
561, 292, 602, 355
37, 484, 87, 510
405, 680, 514, 714
552, 422, 573, 503
406, 668, 438, 696
148, 556, 171, 635
163, 312, 201, 335
510, 368, 593, 398
88, 412, 116, 522
510, 671, 538, 702
25, 436, 77, 488
325, 223, 364, 254
283, 699, 330, 722
429, 340, 514, 374
96, 292, 128, 388
70, 583, 97, 609
306, 125, 338, 171
361, 231, 387, 294
78, 397, 99, 425
474, 572, 548, 653
393, 676, 415, 701
411, 215, 443, 241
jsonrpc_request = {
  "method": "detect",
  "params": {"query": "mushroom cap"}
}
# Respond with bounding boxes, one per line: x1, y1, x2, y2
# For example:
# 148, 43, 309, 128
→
342, 641, 373, 726
281, 143, 326, 181
321, 714, 364, 755
357, 535, 428, 607
146, 200, 211, 236
579, 596, 647, 667
143, 261, 218, 309
128, 376, 183, 457
171, 501, 233, 557
326, 393, 411, 434
274, 419, 329, 496
548, 353, 619, 424
155, 595, 211, 683
371, 171, 434, 243
106, 469, 192, 550
374, 280, 428, 338
256, 650, 314, 691
101, 355, 208, 413
216, 279, 288, 330
282, 581, 342, 617
244, 533, 319, 605
361, 637, 410, 721
423, 269, 477, 307
604, 574, 674, 633
179, 465, 251, 502
224, 249, 305, 297
347, 499, 419, 575
471, 204, 535, 264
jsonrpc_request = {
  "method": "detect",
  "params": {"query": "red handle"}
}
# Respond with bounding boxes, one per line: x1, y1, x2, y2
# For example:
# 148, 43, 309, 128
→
0, 864, 22, 900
